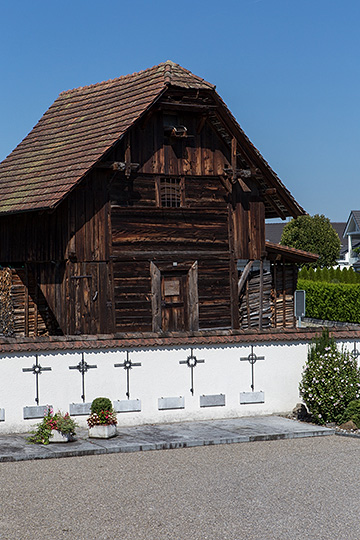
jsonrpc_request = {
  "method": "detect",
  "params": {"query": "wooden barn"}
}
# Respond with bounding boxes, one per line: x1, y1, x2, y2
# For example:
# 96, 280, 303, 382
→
0, 61, 317, 338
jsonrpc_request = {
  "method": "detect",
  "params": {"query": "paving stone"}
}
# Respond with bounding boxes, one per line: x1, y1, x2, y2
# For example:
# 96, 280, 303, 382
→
0, 416, 335, 462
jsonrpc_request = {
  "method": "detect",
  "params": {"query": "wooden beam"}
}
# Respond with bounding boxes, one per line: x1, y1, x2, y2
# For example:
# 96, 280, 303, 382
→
264, 188, 277, 196
219, 175, 232, 193
231, 138, 237, 184
264, 195, 286, 220
196, 114, 207, 134
158, 102, 218, 112
237, 177, 251, 193
238, 260, 254, 297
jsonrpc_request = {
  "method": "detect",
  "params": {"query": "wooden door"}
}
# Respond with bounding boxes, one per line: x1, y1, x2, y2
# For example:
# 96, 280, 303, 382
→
161, 273, 188, 332
68, 262, 114, 335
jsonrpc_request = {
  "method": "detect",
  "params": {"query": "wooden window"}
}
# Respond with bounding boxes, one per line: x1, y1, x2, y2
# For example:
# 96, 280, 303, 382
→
156, 177, 184, 208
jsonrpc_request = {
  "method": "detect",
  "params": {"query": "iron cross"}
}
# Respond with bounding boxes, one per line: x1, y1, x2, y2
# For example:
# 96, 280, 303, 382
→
22, 354, 52, 405
240, 346, 265, 391
352, 341, 360, 361
114, 351, 141, 399
179, 348, 205, 395
69, 353, 97, 403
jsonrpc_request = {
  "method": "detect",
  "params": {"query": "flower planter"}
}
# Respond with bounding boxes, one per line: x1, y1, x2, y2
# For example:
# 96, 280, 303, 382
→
49, 430, 72, 443
88, 424, 117, 439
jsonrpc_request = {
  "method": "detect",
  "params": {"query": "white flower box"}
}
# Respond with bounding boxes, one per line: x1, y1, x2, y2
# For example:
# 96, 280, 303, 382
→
49, 430, 72, 443
88, 424, 117, 439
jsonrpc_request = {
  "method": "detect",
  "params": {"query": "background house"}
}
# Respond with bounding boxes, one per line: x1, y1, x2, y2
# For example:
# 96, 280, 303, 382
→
341, 211, 360, 270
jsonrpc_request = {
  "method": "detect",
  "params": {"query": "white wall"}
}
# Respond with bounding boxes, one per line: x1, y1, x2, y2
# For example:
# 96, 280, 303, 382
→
0, 338, 349, 433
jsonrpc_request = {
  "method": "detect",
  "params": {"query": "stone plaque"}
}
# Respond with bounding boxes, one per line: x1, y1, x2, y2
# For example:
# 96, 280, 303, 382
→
23, 405, 52, 420
200, 394, 225, 408
69, 402, 92, 416
158, 396, 185, 410
240, 391, 265, 404
113, 399, 141, 413
0, 408, 5, 422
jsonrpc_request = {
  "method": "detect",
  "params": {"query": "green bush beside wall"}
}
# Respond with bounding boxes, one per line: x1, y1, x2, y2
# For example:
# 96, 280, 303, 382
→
297, 279, 360, 323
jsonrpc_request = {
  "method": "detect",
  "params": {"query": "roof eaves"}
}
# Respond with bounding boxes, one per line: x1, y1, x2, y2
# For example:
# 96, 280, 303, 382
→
211, 93, 305, 219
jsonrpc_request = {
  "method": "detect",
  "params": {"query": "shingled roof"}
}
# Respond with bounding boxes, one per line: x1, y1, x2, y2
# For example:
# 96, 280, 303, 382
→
0, 61, 304, 217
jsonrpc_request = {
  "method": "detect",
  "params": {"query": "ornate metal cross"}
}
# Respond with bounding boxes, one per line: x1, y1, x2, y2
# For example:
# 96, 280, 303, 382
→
69, 353, 97, 403
114, 351, 141, 399
22, 354, 52, 405
179, 348, 205, 395
352, 341, 360, 361
240, 346, 265, 391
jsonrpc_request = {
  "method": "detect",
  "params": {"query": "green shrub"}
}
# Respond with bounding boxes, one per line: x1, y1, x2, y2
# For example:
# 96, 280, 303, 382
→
340, 400, 360, 427
299, 329, 360, 425
90, 397, 113, 415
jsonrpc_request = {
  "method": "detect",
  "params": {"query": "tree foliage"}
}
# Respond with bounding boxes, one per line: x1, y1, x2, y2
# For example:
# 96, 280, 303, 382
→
280, 214, 341, 267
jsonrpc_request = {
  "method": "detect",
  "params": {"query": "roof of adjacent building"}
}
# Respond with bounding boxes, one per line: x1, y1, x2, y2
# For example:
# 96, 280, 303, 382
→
265, 241, 319, 263
0, 61, 304, 217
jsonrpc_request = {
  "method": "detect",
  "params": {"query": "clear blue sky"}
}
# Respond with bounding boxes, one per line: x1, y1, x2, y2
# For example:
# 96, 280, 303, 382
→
1, 0, 359, 222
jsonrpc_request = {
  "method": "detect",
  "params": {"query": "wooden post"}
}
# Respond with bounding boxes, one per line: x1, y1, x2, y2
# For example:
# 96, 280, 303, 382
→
150, 262, 161, 332
34, 266, 38, 337
228, 206, 240, 329
259, 259, 264, 331
282, 264, 286, 328
273, 264, 277, 328
24, 264, 29, 337
188, 261, 199, 331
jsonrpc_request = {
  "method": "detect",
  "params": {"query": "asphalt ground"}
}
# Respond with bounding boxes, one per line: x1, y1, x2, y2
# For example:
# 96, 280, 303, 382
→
0, 431, 358, 539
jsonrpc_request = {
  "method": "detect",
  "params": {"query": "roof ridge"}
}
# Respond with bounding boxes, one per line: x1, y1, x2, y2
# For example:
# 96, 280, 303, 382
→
59, 61, 214, 97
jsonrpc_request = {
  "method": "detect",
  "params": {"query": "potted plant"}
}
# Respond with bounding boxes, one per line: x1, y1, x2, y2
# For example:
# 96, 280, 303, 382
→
87, 397, 117, 439
28, 407, 78, 444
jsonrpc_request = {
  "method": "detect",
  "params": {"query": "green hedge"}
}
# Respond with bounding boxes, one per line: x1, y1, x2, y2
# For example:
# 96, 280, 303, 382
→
298, 279, 360, 323
298, 266, 360, 283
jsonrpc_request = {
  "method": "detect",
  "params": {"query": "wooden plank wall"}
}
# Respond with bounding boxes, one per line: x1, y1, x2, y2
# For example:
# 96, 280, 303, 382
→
110, 170, 232, 332
0, 171, 113, 335
119, 113, 232, 178
10, 267, 60, 337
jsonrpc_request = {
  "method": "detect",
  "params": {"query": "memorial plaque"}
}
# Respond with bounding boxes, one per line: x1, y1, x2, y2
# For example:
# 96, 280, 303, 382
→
69, 402, 92, 416
240, 391, 265, 404
158, 397, 185, 410
0, 408, 5, 422
113, 399, 141, 413
200, 394, 225, 408
23, 405, 52, 419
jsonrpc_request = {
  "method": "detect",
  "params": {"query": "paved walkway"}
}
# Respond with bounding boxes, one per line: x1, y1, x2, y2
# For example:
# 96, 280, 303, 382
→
0, 415, 334, 462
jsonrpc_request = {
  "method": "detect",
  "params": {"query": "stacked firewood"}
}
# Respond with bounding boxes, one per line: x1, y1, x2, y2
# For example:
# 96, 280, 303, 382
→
270, 265, 296, 328
239, 270, 272, 329
0, 268, 14, 336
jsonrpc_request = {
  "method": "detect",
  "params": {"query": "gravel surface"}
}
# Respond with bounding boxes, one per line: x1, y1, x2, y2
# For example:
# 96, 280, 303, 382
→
0, 434, 359, 539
